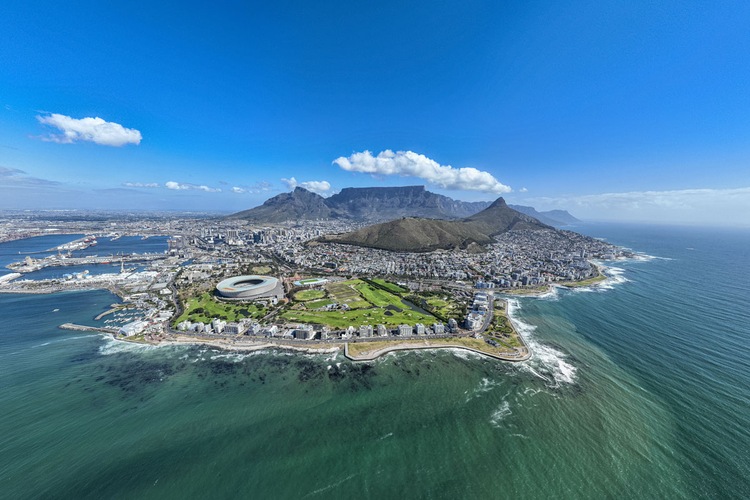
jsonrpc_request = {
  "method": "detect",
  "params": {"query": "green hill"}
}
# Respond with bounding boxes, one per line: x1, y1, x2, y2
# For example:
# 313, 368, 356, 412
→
320, 197, 550, 252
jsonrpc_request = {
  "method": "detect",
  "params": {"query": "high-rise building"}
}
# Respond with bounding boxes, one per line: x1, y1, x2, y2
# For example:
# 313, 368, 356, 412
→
398, 324, 412, 336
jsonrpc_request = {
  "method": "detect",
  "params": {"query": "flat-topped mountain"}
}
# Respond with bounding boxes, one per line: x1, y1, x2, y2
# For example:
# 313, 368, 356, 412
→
228, 185, 579, 226
319, 197, 551, 252
327, 185, 490, 220
229, 186, 492, 222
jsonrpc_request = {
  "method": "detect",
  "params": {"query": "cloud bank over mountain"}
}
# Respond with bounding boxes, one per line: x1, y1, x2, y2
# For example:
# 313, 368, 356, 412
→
333, 150, 511, 194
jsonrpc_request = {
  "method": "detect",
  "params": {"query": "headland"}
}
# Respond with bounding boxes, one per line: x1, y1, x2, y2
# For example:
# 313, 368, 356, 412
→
0, 207, 629, 363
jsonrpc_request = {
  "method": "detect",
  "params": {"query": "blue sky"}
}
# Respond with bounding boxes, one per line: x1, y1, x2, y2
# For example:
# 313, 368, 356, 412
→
2, 1, 750, 225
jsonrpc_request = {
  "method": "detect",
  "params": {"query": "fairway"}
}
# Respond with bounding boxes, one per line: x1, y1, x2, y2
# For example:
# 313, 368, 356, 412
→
281, 307, 435, 328
371, 278, 407, 293
355, 282, 403, 308
281, 278, 437, 328
294, 289, 326, 301
175, 292, 266, 325
326, 280, 369, 309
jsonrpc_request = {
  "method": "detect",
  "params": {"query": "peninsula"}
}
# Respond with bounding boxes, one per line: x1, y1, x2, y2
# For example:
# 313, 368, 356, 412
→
0, 190, 627, 362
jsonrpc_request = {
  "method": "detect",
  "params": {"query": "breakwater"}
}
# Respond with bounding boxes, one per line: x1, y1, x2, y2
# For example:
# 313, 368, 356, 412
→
59, 323, 119, 334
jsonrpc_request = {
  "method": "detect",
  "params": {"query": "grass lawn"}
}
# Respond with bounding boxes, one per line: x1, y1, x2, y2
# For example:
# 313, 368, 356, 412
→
484, 301, 523, 348
251, 266, 272, 274
281, 305, 435, 328
562, 273, 607, 287
326, 280, 370, 309
425, 296, 461, 318
294, 289, 326, 301
355, 282, 403, 308
306, 299, 334, 309
371, 278, 407, 293
282, 278, 438, 328
175, 292, 266, 325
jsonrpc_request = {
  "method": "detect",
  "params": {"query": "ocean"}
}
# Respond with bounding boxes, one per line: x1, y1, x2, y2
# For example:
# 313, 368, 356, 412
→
0, 224, 748, 499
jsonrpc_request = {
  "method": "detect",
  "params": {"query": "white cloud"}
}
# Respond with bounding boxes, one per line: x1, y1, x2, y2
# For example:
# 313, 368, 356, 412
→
333, 150, 511, 194
37, 113, 142, 147
281, 177, 332, 195
519, 187, 528, 193
231, 182, 273, 194
165, 181, 189, 190
526, 187, 750, 226
165, 181, 221, 192
123, 182, 159, 188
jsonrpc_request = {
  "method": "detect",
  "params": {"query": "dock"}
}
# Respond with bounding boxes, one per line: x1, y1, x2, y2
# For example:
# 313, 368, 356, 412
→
59, 323, 119, 335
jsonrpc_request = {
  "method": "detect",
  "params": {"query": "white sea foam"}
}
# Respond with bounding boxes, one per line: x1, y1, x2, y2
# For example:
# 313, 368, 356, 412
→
477, 377, 496, 393
209, 351, 267, 363
595, 266, 630, 291
32, 335, 89, 348
629, 252, 673, 262
303, 473, 359, 498
444, 347, 484, 361
536, 286, 561, 301
567, 265, 630, 294
522, 386, 542, 397
465, 377, 501, 402
490, 401, 512, 427
507, 299, 578, 387
322, 351, 339, 363
98, 336, 160, 355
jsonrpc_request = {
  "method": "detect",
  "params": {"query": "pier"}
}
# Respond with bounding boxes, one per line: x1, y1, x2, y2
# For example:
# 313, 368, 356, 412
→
59, 323, 119, 335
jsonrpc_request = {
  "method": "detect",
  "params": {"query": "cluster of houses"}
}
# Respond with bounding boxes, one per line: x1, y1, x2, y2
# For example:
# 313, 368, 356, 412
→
174, 316, 464, 341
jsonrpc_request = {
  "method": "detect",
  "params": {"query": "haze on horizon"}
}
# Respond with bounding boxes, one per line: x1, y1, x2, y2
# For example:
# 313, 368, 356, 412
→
1, 1, 749, 227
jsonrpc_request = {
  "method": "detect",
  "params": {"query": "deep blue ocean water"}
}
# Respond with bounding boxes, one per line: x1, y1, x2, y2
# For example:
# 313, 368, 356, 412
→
0, 224, 748, 498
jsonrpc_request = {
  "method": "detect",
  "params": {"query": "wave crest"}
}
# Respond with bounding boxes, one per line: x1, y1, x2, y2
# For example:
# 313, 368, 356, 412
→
507, 299, 578, 387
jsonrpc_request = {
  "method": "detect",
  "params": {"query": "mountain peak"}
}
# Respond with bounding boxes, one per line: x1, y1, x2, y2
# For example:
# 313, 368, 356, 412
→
487, 197, 508, 208
227, 185, 572, 226
320, 195, 551, 253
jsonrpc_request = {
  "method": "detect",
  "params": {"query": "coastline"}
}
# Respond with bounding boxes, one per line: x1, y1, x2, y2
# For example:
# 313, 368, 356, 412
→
16, 257, 622, 365
501, 261, 610, 298
343, 298, 531, 362
19, 260, 621, 364
343, 339, 531, 362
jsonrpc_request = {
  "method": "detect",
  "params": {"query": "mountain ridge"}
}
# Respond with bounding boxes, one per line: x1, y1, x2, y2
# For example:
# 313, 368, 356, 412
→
228, 185, 578, 225
319, 196, 552, 252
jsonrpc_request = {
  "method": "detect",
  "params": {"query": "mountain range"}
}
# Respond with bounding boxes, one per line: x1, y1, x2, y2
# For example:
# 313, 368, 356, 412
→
228, 185, 578, 226
319, 197, 551, 252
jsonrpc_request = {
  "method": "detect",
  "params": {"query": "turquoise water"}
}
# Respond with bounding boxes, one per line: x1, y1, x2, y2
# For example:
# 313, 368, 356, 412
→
1, 224, 748, 498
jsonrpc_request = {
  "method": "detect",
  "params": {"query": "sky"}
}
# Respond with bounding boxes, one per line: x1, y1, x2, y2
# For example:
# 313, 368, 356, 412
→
1, 1, 750, 225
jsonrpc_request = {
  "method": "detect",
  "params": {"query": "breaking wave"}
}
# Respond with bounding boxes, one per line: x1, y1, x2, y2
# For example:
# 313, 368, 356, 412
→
98, 335, 161, 355
490, 401, 512, 427
507, 299, 578, 387
465, 377, 501, 402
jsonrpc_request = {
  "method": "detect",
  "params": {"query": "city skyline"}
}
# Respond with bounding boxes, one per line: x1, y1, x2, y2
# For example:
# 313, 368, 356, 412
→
2, 1, 750, 226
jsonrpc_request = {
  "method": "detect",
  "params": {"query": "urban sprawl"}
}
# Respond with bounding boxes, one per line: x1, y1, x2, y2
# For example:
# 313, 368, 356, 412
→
0, 213, 629, 358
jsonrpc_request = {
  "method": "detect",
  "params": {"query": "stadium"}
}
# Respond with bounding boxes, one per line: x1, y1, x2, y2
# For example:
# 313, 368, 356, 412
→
215, 275, 284, 300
